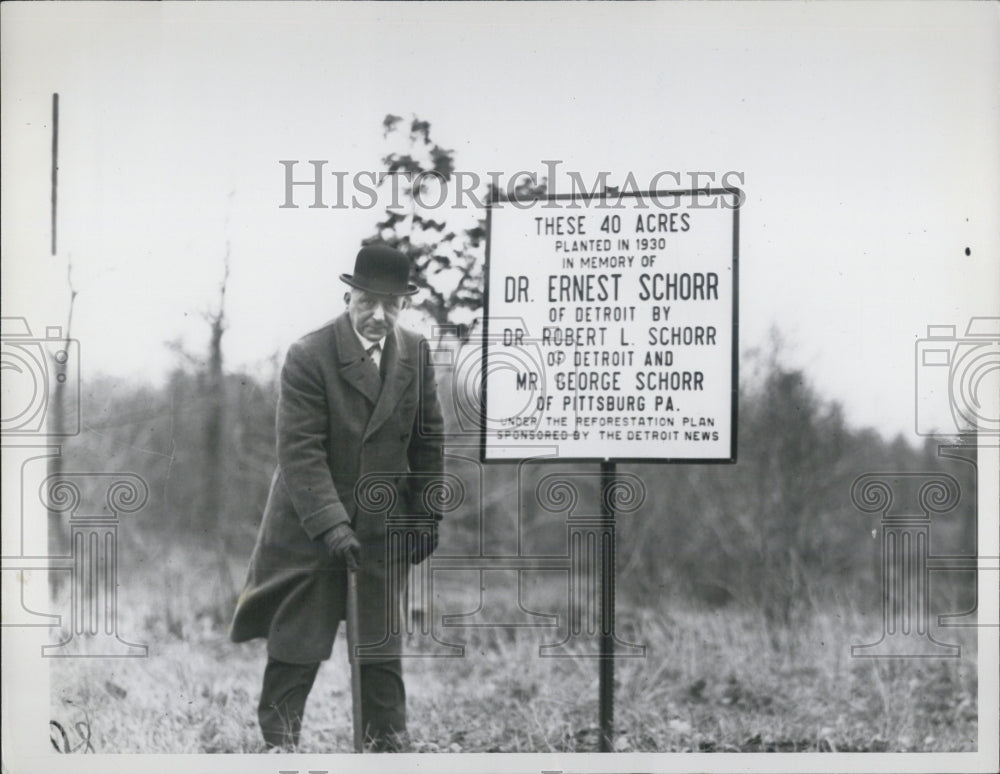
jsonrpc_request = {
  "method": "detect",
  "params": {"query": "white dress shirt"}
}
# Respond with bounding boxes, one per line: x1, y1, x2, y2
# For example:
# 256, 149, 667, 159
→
353, 328, 386, 371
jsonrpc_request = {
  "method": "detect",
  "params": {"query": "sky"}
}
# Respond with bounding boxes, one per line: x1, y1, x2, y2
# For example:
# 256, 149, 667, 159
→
2, 1, 998, 442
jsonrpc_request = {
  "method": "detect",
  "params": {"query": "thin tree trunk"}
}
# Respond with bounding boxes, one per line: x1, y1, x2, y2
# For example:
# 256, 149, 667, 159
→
203, 249, 238, 619
48, 261, 77, 598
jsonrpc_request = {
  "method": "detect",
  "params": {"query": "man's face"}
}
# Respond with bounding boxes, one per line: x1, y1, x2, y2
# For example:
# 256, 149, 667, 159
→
347, 289, 405, 341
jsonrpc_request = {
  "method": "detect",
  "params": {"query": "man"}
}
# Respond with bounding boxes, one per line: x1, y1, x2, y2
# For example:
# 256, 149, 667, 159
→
230, 244, 445, 751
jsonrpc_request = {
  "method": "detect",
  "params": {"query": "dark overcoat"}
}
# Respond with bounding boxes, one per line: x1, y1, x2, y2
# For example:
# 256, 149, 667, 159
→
229, 312, 444, 664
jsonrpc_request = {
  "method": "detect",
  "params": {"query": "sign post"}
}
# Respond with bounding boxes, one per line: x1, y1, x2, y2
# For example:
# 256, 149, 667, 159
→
483, 186, 742, 748
599, 458, 615, 752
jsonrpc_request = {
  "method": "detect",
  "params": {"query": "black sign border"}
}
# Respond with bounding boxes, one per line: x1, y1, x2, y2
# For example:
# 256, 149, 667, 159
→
481, 187, 742, 465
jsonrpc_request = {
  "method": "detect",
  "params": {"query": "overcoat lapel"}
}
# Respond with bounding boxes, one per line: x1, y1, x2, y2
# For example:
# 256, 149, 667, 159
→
334, 314, 381, 406
364, 327, 414, 441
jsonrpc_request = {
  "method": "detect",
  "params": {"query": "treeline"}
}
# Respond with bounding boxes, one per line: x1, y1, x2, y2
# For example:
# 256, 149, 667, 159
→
55, 336, 976, 631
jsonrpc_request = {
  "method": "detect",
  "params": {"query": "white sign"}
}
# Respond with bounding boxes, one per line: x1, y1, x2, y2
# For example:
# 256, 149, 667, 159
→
483, 189, 740, 462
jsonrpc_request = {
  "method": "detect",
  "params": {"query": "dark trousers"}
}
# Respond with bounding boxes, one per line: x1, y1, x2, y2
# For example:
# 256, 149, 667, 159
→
258, 657, 406, 751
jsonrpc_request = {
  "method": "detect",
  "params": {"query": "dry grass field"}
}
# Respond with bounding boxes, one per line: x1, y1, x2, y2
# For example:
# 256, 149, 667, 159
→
47, 545, 977, 755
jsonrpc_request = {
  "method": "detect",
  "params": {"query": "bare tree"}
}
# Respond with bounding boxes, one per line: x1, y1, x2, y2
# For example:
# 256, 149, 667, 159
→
202, 244, 239, 618
48, 257, 78, 594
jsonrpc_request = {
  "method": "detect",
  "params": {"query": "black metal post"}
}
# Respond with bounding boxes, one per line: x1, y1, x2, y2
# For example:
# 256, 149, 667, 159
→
599, 459, 615, 752
52, 92, 59, 256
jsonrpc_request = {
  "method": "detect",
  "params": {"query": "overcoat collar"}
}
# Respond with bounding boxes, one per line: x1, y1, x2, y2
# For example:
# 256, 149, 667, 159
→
333, 313, 415, 439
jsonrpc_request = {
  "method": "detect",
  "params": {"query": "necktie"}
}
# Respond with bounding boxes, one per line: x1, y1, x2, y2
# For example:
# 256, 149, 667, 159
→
366, 342, 383, 380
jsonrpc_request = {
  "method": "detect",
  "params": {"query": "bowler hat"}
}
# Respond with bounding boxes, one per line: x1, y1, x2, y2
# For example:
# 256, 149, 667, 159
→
340, 244, 418, 296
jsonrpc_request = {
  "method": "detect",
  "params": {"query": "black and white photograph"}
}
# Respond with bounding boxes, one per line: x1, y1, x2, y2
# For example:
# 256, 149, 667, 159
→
2, 2, 998, 773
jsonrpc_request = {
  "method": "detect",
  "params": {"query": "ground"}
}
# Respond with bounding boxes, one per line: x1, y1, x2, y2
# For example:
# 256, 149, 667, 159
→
47, 553, 978, 754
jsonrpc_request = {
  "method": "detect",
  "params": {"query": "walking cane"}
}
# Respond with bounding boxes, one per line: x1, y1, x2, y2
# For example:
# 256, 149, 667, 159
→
346, 567, 364, 752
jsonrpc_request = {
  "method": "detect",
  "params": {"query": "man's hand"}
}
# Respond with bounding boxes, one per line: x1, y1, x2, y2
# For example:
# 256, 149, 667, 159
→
322, 523, 361, 571
409, 520, 439, 566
